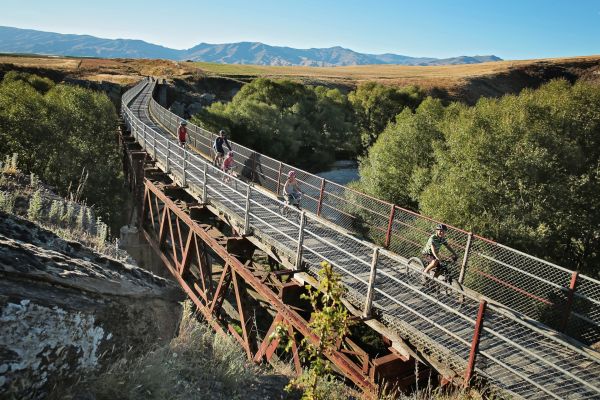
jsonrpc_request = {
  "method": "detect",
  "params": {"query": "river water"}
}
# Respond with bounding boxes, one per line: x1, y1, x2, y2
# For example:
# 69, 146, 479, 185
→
316, 160, 359, 186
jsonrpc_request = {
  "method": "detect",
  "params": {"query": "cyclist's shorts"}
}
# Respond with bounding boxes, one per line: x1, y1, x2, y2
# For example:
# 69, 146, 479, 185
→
421, 254, 436, 265
285, 192, 300, 202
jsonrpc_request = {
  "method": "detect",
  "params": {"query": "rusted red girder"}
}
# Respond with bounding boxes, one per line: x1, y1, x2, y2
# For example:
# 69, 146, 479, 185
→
142, 178, 376, 393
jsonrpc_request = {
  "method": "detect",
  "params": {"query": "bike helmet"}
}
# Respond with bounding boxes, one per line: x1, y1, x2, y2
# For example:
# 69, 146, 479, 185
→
219, 129, 226, 135
435, 223, 448, 231
227, 151, 234, 157
180, 120, 187, 125
288, 170, 296, 178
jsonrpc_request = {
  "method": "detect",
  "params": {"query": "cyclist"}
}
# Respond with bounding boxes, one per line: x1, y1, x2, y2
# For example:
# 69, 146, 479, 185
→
283, 171, 303, 210
222, 151, 235, 183
213, 130, 232, 166
422, 224, 459, 278
178, 120, 188, 148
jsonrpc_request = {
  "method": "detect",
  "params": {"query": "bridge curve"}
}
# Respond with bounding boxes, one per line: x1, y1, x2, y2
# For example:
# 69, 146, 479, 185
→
122, 78, 600, 399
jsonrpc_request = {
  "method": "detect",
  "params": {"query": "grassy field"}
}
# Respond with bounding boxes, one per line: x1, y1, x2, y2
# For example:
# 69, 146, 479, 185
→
190, 55, 600, 90
0, 54, 199, 84
2, 53, 599, 98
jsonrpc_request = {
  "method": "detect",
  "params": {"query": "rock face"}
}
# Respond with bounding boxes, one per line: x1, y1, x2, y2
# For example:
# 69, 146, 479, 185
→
0, 211, 184, 399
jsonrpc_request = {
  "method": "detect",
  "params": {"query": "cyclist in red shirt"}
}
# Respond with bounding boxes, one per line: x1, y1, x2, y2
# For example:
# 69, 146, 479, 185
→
178, 121, 188, 147
222, 151, 235, 183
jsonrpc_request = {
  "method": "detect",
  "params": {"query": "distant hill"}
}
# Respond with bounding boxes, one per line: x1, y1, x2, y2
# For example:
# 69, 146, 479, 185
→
0, 26, 502, 67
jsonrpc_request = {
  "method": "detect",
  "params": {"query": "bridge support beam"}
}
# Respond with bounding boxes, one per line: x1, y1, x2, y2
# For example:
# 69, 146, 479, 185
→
139, 178, 379, 394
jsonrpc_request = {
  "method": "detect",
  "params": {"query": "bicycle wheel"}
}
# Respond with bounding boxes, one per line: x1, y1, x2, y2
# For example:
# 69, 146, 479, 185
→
407, 257, 425, 285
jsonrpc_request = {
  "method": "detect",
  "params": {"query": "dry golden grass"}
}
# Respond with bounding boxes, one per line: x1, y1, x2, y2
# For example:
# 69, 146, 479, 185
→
0, 54, 198, 84
0, 55, 81, 70
2, 53, 598, 91
189, 55, 600, 89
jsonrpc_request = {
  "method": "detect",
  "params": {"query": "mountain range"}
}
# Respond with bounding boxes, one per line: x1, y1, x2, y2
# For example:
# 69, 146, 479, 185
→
0, 26, 502, 67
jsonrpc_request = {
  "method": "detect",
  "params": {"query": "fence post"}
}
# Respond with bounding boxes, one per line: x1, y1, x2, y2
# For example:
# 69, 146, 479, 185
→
244, 185, 252, 235
276, 162, 283, 195
464, 299, 487, 386
166, 140, 171, 173
316, 178, 326, 217
142, 124, 146, 147
458, 232, 474, 285
294, 211, 306, 270
202, 163, 208, 203
152, 131, 156, 159
384, 205, 396, 248
182, 149, 187, 187
251, 153, 257, 183
362, 247, 380, 318
561, 271, 579, 333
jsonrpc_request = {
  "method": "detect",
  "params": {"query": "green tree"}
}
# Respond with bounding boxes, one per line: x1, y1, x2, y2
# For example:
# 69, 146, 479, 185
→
349, 82, 423, 151
356, 97, 445, 208
192, 78, 358, 171
419, 79, 600, 276
0, 71, 127, 230
2, 70, 55, 94
357, 78, 600, 277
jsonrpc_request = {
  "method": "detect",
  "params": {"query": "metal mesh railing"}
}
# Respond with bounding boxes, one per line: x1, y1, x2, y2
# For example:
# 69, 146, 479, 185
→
145, 83, 600, 346
122, 79, 600, 399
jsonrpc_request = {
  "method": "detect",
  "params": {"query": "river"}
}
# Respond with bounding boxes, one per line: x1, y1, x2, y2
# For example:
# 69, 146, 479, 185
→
316, 160, 359, 186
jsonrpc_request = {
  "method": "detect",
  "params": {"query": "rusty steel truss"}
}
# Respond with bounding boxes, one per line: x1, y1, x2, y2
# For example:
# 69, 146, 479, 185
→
135, 171, 426, 395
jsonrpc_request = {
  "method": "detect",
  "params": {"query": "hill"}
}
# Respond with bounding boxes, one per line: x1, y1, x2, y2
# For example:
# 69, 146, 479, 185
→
0, 26, 501, 67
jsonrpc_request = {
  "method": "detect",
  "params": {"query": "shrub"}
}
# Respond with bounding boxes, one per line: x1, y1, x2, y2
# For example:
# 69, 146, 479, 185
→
27, 189, 44, 221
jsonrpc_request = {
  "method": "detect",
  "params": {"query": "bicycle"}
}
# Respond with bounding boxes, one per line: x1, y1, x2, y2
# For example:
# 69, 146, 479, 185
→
407, 256, 463, 296
280, 192, 302, 218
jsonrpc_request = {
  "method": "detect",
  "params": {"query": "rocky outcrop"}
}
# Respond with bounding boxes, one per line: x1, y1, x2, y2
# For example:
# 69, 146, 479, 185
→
0, 212, 183, 399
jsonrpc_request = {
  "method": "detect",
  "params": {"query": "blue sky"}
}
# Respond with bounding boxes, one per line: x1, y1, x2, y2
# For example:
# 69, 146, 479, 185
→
1, 0, 599, 60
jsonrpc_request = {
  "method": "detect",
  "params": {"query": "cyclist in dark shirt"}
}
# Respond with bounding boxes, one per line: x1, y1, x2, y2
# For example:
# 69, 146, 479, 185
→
213, 130, 232, 166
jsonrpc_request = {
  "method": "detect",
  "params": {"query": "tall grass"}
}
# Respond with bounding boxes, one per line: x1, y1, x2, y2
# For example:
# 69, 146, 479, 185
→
62, 302, 261, 400
0, 154, 127, 260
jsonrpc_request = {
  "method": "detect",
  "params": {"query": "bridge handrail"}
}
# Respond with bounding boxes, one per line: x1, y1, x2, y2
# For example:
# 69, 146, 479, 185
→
146, 80, 600, 346
123, 79, 600, 399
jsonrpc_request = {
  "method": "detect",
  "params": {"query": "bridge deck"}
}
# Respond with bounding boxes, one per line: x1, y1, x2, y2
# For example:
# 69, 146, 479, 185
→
123, 79, 600, 399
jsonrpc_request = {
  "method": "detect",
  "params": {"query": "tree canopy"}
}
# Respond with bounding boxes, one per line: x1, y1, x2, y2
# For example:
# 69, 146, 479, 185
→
356, 79, 600, 276
192, 78, 359, 171
0, 72, 126, 229
348, 82, 424, 151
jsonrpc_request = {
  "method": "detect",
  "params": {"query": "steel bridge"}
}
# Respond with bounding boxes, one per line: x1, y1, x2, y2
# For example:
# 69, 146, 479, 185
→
121, 78, 600, 399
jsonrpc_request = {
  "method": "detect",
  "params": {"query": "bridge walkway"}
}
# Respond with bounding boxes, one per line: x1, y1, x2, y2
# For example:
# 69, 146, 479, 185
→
122, 78, 600, 399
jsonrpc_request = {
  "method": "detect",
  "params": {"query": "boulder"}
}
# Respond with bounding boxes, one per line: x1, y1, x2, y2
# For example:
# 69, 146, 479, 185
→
0, 212, 183, 399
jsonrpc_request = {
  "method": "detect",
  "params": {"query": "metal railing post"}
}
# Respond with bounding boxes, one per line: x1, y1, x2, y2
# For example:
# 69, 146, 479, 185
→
384, 204, 396, 248
202, 163, 208, 203
561, 271, 579, 332
294, 211, 306, 270
458, 232, 474, 285
166, 140, 171, 173
316, 178, 326, 216
142, 124, 146, 147
244, 185, 252, 235
276, 162, 283, 195
464, 299, 487, 386
362, 247, 380, 318
152, 131, 156, 159
182, 149, 187, 187
251, 153, 257, 183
